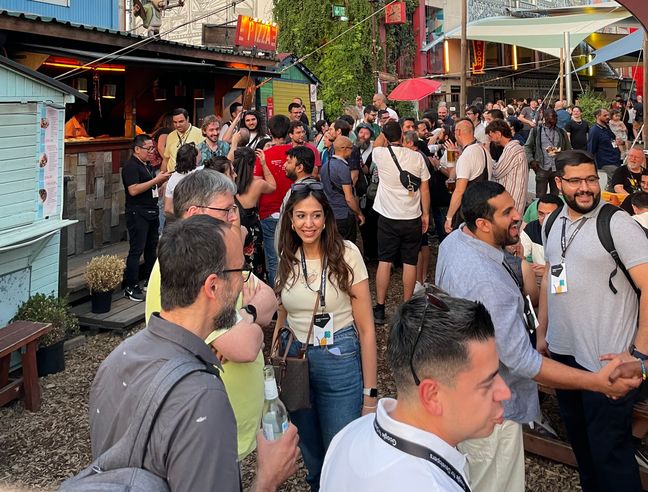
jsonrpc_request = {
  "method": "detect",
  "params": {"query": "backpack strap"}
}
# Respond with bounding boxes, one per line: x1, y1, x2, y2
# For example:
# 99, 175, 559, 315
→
543, 204, 563, 243
95, 356, 218, 472
596, 203, 640, 296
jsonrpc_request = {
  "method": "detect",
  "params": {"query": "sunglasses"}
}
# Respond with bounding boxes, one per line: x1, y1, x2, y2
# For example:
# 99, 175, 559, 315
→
291, 181, 324, 192
410, 288, 450, 387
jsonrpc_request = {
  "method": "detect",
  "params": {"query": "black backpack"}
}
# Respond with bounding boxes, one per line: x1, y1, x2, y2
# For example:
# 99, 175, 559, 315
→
544, 203, 647, 296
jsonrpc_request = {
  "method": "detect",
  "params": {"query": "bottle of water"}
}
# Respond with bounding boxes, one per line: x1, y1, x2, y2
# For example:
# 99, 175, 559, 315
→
262, 365, 289, 440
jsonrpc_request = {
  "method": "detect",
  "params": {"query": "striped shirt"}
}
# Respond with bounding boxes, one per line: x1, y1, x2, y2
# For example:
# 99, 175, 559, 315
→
492, 139, 529, 214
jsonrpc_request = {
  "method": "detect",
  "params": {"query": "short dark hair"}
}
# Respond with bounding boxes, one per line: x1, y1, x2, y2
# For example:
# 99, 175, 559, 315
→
466, 105, 482, 118
364, 104, 378, 115
462, 181, 507, 232
538, 193, 563, 208
388, 293, 495, 392
286, 146, 315, 174
175, 143, 198, 173
333, 119, 352, 136
289, 120, 306, 134
631, 191, 648, 210
288, 102, 302, 113
486, 109, 504, 120
315, 119, 328, 133
268, 114, 291, 139
229, 102, 243, 116
416, 120, 431, 131
132, 133, 152, 149
382, 121, 402, 143
172, 108, 189, 119
399, 116, 416, 128
158, 215, 228, 310
555, 149, 596, 176
594, 108, 607, 118
377, 109, 389, 118
339, 115, 355, 127
485, 119, 512, 138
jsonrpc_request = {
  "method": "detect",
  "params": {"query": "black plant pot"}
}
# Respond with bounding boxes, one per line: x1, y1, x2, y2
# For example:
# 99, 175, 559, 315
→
36, 340, 65, 377
91, 290, 113, 314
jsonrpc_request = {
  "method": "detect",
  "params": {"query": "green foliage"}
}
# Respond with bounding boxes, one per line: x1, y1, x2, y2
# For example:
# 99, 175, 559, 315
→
274, 0, 417, 117
575, 89, 609, 124
12, 294, 80, 346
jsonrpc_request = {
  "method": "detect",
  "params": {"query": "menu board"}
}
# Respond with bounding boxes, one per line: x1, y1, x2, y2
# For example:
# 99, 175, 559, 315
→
36, 105, 60, 220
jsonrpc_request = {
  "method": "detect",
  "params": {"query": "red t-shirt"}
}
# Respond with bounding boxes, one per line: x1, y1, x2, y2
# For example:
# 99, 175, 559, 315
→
255, 144, 293, 219
304, 143, 322, 168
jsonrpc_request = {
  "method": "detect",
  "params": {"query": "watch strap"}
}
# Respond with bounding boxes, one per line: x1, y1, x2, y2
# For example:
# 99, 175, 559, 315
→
631, 345, 648, 361
363, 387, 378, 398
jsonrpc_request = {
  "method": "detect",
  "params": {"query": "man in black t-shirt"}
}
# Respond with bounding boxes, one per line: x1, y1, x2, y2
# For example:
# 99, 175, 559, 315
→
611, 146, 646, 194
121, 134, 171, 301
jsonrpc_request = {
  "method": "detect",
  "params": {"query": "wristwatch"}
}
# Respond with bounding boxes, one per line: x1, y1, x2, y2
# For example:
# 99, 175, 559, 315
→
631, 344, 648, 361
243, 304, 257, 323
363, 387, 378, 398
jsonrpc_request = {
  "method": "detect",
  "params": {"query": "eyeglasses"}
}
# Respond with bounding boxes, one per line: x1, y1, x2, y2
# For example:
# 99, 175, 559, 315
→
138, 145, 155, 152
218, 267, 252, 282
560, 176, 600, 186
291, 181, 324, 192
410, 289, 450, 387
196, 203, 239, 217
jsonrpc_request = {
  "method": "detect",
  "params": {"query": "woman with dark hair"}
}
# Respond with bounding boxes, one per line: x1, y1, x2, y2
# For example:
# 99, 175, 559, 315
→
233, 147, 276, 278
272, 183, 377, 490
163, 142, 199, 217
203, 155, 236, 181
314, 119, 329, 147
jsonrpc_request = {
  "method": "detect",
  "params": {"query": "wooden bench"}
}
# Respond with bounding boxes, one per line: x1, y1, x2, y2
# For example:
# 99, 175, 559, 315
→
524, 384, 648, 489
0, 321, 51, 412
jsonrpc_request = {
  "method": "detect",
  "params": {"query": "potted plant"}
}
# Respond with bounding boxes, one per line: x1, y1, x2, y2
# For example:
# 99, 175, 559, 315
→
85, 255, 125, 314
12, 293, 80, 377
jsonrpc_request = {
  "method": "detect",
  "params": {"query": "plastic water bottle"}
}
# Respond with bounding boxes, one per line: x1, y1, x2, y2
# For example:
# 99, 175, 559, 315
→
261, 365, 289, 440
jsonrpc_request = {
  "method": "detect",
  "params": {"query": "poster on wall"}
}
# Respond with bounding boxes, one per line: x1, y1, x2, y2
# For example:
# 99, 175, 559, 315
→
36, 105, 59, 219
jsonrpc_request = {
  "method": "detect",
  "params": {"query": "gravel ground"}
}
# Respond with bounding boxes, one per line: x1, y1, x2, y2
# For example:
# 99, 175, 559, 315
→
0, 255, 583, 491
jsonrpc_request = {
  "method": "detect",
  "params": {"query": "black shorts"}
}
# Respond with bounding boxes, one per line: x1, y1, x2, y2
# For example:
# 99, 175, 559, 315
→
377, 215, 422, 266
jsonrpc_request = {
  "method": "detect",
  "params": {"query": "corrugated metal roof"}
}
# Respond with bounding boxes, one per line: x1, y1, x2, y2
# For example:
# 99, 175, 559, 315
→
0, 9, 277, 61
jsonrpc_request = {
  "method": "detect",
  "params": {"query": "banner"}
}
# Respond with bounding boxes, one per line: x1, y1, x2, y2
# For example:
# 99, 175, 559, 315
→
36, 104, 60, 220
472, 40, 486, 75
385, 2, 406, 25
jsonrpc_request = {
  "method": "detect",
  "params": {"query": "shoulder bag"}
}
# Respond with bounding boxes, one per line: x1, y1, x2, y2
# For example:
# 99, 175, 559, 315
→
387, 144, 421, 193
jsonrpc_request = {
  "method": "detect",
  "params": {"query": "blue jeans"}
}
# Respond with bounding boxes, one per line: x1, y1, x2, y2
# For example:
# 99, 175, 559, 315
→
260, 217, 278, 287
280, 325, 363, 491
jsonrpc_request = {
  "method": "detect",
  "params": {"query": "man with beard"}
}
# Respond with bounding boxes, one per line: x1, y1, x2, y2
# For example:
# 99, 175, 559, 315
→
242, 110, 268, 150
288, 120, 321, 170
358, 104, 381, 139
198, 114, 238, 165
436, 181, 640, 492
89, 213, 298, 491
588, 108, 621, 182
538, 150, 648, 492
486, 119, 529, 214
356, 124, 378, 260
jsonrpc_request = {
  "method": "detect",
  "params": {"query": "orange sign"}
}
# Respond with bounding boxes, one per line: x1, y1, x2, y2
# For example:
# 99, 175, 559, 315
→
385, 2, 406, 25
234, 15, 278, 52
472, 40, 486, 74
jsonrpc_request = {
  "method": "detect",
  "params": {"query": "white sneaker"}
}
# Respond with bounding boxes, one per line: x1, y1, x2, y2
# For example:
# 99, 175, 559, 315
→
414, 281, 425, 295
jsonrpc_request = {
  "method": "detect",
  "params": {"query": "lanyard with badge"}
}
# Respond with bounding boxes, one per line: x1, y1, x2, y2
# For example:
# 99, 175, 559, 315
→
502, 260, 539, 334
300, 248, 334, 346
176, 124, 193, 148
373, 418, 470, 492
550, 217, 588, 294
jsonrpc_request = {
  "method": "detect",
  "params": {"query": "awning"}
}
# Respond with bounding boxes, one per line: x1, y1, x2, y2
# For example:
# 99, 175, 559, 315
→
422, 6, 631, 58
575, 29, 643, 73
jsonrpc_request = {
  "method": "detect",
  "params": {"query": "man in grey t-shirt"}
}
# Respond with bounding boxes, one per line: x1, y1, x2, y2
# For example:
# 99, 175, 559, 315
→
89, 216, 299, 492
539, 149, 648, 492
436, 181, 639, 492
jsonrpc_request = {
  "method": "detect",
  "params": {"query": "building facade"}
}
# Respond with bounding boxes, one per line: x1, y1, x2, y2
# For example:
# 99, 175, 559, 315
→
0, 0, 121, 29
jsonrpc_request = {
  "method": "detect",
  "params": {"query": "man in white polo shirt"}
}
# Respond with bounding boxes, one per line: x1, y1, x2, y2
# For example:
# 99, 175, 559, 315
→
320, 292, 511, 492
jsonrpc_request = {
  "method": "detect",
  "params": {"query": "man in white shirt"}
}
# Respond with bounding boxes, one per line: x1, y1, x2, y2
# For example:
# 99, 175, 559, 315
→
321, 292, 511, 492
371, 122, 430, 324
373, 93, 399, 122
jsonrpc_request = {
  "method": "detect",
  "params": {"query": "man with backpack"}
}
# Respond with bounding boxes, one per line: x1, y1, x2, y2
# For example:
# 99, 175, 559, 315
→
539, 149, 648, 492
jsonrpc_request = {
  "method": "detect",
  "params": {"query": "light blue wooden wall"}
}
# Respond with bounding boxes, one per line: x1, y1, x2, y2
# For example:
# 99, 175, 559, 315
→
0, 0, 120, 30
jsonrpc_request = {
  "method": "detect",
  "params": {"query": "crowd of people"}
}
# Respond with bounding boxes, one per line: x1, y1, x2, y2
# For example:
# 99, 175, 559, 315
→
74, 91, 648, 492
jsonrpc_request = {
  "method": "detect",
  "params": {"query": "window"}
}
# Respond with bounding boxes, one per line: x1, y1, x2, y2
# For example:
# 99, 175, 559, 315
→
31, 0, 70, 6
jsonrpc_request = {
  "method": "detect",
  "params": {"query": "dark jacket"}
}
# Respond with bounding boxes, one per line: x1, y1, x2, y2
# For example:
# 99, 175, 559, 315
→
587, 123, 621, 168
524, 125, 571, 168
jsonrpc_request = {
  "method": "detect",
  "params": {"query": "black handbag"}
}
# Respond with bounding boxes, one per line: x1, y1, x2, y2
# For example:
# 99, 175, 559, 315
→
387, 144, 421, 193
270, 295, 319, 412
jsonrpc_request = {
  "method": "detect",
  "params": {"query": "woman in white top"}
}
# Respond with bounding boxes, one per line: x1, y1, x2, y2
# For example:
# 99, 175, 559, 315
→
273, 182, 377, 490
164, 142, 200, 221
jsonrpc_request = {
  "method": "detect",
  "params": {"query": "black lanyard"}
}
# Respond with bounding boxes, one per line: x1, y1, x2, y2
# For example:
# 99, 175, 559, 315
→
373, 418, 470, 492
502, 259, 536, 335
560, 216, 588, 261
176, 125, 193, 148
300, 248, 327, 309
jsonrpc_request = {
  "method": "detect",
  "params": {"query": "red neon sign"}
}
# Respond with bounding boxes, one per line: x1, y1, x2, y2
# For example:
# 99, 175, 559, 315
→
234, 15, 278, 52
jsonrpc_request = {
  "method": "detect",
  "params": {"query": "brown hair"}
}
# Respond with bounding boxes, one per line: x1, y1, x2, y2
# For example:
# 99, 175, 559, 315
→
275, 189, 354, 297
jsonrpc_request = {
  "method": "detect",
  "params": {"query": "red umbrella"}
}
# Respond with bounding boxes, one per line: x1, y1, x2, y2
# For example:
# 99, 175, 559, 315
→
388, 78, 442, 101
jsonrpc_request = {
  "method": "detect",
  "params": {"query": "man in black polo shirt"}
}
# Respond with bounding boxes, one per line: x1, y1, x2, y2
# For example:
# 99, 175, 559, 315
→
122, 134, 171, 301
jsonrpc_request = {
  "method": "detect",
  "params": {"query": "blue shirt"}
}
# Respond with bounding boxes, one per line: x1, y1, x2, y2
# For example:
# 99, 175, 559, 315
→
435, 227, 542, 423
197, 140, 230, 164
587, 123, 620, 168
556, 109, 570, 130
321, 156, 353, 220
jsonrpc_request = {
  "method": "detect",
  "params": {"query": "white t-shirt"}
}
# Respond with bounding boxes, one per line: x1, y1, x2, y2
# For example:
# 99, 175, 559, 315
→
455, 143, 492, 182
386, 107, 399, 121
280, 241, 368, 343
372, 146, 431, 220
164, 166, 203, 198
321, 398, 469, 492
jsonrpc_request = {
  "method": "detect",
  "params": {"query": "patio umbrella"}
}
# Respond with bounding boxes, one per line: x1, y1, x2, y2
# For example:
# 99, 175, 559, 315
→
388, 78, 442, 101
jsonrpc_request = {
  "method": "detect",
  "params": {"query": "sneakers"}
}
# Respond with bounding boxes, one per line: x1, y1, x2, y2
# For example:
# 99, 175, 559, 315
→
373, 304, 386, 325
124, 285, 145, 302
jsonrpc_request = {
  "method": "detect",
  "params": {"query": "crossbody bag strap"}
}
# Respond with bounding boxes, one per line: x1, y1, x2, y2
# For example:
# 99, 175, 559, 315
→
387, 144, 404, 173
299, 292, 321, 357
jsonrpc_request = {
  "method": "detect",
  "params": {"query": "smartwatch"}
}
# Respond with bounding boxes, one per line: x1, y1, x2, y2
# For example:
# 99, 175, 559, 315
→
243, 304, 257, 323
363, 387, 378, 398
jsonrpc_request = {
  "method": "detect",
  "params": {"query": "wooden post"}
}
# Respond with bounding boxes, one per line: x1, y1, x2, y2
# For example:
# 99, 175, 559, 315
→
21, 341, 41, 412
460, 0, 468, 117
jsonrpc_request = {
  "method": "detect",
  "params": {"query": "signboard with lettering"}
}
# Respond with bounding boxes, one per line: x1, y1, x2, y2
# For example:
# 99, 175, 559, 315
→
234, 15, 278, 52
472, 40, 485, 74
385, 2, 406, 25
